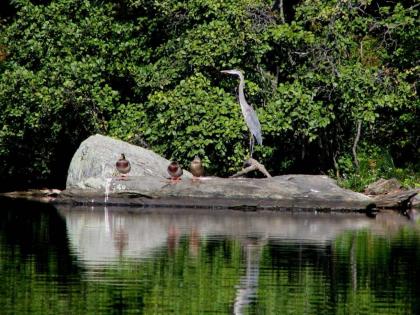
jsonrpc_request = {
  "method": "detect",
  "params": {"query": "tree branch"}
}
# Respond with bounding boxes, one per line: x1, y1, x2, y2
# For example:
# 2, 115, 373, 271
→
272, 0, 285, 24
230, 158, 272, 178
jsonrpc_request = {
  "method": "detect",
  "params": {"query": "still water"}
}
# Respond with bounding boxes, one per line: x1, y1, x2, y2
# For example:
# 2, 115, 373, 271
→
0, 198, 419, 315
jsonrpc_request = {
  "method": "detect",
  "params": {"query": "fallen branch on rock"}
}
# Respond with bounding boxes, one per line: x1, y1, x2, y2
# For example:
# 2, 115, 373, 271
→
373, 189, 418, 210
0, 189, 61, 203
230, 158, 272, 178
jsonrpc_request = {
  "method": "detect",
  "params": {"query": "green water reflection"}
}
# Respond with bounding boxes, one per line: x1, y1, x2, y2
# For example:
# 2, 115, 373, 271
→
0, 198, 419, 315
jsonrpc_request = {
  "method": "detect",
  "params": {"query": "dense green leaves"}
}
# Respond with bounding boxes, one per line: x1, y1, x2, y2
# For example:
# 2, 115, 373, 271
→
0, 0, 418, 188
142, 73, 246, 174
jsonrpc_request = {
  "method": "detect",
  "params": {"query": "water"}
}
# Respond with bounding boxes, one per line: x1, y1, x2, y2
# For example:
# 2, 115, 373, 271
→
0, 198, 419, 315
104, 177, 112, 203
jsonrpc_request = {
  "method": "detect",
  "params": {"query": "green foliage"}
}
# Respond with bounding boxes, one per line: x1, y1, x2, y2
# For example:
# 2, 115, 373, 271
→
264, 80, 334, 141
0, 0, 418, 188
333, 145, 420, 191
0, 0, 142, 186
141, 73, 247, 174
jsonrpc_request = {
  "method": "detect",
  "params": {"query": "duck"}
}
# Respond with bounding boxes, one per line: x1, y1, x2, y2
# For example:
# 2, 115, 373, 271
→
190, 156, 204, 178
167, 161, 183, 182
116, 153, 131, 178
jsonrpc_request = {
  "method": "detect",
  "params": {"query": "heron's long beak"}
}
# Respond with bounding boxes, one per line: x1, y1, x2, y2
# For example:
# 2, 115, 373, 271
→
220, 69, 240, 76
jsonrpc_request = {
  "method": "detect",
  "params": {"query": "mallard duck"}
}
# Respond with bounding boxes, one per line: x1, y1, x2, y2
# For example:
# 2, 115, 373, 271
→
116, 153, 131, 177
167, 161, 183, 182
190, 156, 204, 178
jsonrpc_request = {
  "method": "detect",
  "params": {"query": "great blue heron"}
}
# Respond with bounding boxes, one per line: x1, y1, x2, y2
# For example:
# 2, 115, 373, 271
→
221, 69, 262, 157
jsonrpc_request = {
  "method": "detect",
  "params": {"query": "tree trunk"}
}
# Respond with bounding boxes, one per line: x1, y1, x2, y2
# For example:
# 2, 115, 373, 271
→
352, 120, 362, 171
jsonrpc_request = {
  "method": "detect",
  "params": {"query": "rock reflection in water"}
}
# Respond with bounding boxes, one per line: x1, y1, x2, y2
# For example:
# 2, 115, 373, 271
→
57, 206, 376, 264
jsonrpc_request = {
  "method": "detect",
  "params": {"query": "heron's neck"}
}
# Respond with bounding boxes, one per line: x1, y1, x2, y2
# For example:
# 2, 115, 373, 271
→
238, 75, 245, 99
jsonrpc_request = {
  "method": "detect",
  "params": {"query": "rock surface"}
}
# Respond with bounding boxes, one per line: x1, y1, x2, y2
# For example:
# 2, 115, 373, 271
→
59, 179, 374, 210
373, 189, 418, 210
61, 134, 375, 211
66, 134, 192, 189
409, 191, 420, 209
364, 178, 402, 195
363, 178, 419, 210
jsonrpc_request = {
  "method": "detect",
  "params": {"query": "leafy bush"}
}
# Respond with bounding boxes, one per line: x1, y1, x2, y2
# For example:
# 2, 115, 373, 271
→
334, 145, 420, 191
0, 0, 139, 188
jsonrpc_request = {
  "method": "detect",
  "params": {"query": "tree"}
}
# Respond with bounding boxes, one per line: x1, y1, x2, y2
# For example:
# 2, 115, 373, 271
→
0, 0, 418, 189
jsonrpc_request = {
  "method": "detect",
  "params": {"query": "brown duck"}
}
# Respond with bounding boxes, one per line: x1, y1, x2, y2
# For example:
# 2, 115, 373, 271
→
116, 153, 131, 177
167, 161, 183, 182
190, 156, 204, 178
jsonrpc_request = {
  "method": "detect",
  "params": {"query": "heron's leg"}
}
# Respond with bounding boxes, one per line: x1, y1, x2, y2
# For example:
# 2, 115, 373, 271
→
249, 134, 255, 158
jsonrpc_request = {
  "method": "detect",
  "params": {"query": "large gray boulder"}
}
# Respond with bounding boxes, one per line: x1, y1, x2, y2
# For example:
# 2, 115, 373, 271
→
364, 178, 402, 195
66, 134, 191, 189
62, 135, 375, 211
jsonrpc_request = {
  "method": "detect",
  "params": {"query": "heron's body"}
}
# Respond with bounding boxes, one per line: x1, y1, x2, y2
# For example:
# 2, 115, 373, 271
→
167, 161, 183, 181
221, 69, 262, 156
116, 153, 131, 177
190, 156, 204, 177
